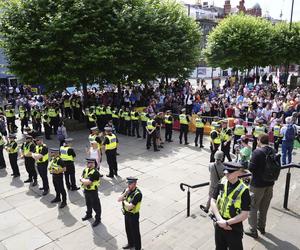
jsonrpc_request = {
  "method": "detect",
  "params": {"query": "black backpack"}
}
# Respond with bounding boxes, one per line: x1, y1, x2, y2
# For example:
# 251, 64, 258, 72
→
261, 147, 281, 182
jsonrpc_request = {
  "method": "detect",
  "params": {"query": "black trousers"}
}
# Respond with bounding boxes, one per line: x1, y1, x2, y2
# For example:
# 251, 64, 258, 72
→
125, 212, 141, 250
195, 128, 204, 146
141, 121, 146, 139
64, 161, 77, 189
113, 118, 119, 133
233, 135, 241, 154
0, 145, 6, 168
131, 120, 140, 137
274, 136, 282, 153
24, 157, 37, 180
210, 143, 220, 162
65, 107, 72, 119
84, 190, 101, 221
252, 137, 258, 151
125, 121, 131, 136
50, 117, 59, 134
221, 142, 232, 162
106, 149, 118, 176
35, 119, 42, 133
119, 118, 125, 134
7, 117, 16, 133
215, 225, 243, 250
146, 131, 157, 150
9, 153, 19, 175
179, 124, 188, 144
43, 123, 51, 139
37, 162, 49, 191
165, 124, 173, 141
20, 118, 28, 133
53, 173, 66, 202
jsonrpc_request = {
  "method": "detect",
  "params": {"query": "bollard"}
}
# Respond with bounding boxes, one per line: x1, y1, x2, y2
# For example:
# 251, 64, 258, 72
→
187, 188, 190, 217
283, 168, 291, 209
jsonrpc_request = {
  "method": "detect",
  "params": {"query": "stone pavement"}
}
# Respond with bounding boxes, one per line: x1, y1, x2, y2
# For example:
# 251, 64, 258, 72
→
0, 126, 299, 250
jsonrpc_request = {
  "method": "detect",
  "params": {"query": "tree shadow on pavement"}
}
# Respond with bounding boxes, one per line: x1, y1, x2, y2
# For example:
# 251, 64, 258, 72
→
258, 233, 300, 250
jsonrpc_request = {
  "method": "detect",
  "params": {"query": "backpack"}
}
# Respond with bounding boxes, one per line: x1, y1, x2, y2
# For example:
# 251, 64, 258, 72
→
285, 124, 295, 142
261, 147, 281, 182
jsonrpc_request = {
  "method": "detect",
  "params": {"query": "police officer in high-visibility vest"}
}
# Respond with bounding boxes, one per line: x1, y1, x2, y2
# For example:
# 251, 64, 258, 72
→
220, 120, 232, 162
179, 108, 190, 145
210, 122, 221, 162
119, 107, 125, 134
140, 108, 148, 139
146, 113, 159, 152
63, 96, 72, 119
232, 119, 247, 154
48, 104, 60, 135
131, 110, 141, 138
0, 132, 6, 169
5, 104, 16, 134
32, 136, 49, 195
118, 177, 142, 250
80, 158, 101, 227
32, 106, 42, 134
60, 138, 79, 190
164, 110, 173, 142
21, 135, 37, 186
194, 112, 205, 147
19, 105, 29, 134
272, 119, 283, 153
42, 113, 51, 140
123, 108, 131, 136
48, 148, 67, 208
112, 108, 120, 133
105, 105, 112, 125
252, 119, 267, 151
102, 127, 118, 178
5, 134, 20, 177
210, 162, 250, 250
87, 107, 97, 130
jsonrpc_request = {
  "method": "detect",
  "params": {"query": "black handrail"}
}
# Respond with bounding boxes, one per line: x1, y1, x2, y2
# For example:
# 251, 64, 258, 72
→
180, 182, 209, 217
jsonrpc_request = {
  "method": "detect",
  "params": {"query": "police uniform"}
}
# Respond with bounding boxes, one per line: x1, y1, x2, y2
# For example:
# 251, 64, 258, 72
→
121, 177, 142, 250
119, 108, 125, 134
252, 123, 267, 150
42, 113, 51, 139
220, 122, 232, 162
232, 123, 247, 154
32, 107, 42, 133
0, 132, 6, 169
5, 105, 16, 134
48, 148, 67, 208
131, 111, 141, 138
60, 138, 79, 190
19, 106, 29, 134
102, 127, 118, 177
6, 135, 20, 177
164, 111, 173, 142
35, 137, 49, 195
273, 122, 283, 153
179, 110, 189, 145
212, 163, 250, 250
22, 135, 38, 185
48, 105, 60, 134
194, 115, 205, 147
140, 111, 148, 139
112, 109, 120, 133
210, 125, 221, 162
123, 109, 131, 136
81, 158, 101, 227
63, 97, 72, 119
146, 115, 158, 151
105, 105, 112, 125
87, 107, 97, 130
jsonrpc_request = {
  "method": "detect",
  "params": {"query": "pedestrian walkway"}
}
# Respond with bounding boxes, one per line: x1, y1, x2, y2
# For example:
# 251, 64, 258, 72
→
0, 128, 299, 250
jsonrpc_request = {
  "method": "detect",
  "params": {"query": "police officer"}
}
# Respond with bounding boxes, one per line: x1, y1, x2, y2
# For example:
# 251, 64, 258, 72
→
60, 138, 79, 190
5, 104, 16, 134
80, 158, 101, 227
210, 123, 221, 162
102, 127, 118, 177
48, 148, 67, 208
194, 112, 205, 147
118, 177, 142, 250
146, 113, 159, 152
86, 107, 97, 130
32, 106, 42, 134
179, 108, 190, 145
42, 113, 52, 140
220, 120, 232, 162
63, 96, 72, 119
210, 162, 250, 250
140, 108, 148, 139
123, 108, 131, 136
5, 134, 20, 177
33, 136, 49, 195
164, 110, 173, 142
0, 132, 6, 169
21, 135, 38, 186
105, 104, 112, 125
18, 105, 29, 134
272, 119, 283, 153
112, 108, 120, 133
252, 119, 267, 151
232, 119, 247, 154
48, 103, 60, 134
131, 110, 141, 138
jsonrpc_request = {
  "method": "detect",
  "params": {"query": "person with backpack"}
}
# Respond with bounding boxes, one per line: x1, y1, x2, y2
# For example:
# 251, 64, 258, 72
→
244, 133, 280, 238
57, 121, 68, 147
280, 116, 296, 165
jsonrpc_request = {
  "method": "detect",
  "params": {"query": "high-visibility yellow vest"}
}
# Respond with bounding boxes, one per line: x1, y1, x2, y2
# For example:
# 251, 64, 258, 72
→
23, 142, 33, 155
217, 178, 248, 219
49, 157, 64, 174
19, 109, 27, 119
95, 106, 101, 115
112, 111, 119, 118
146, 119, 155, 130
35, 145, 49, 163
253, 126, 265, 138
60, 146, 74, 161
42, 115, 51, 124
105, 134, 117, 150
5, 109, 14, 118
123, 112, 130, 121
106, 106, 112, 115
81, 168, 100, 190
140, 112, 148, 122
64, 100, 71, 108
273, 125, 283, 137
7, 141, 18, 154
99, 107, 105, 115
48, 108, 57, 117
211, 121, 219, 130
124, 188, 142, 214
88, 113, 96, 122
210, 130, 221, 144
131, 112, 139, 121
221, 128, 231, 142
195, 118, 204, 128
33, 110, 41, 119
179, 114, 188, 125
234, 124, 245, 136
75, 100, 81, 108
164, 115, 173, 124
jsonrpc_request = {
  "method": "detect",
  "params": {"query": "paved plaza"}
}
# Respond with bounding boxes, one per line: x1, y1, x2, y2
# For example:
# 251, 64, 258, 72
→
0, 126, 299, 250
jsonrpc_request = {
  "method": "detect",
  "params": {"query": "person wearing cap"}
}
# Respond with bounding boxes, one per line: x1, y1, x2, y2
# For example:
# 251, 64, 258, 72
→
95, 104, 104, 131
33, 136, 49, 195
102, 126, 119, 177
252, 119, 267, 151
21, 135, 37, 186
164, 110, 173, 142
80, 158, 101, 227
200, 151, 224, 213
220, 120, 232, 162
123, 107, 132, 136
86, 107, 97, 130
210, 122, 221, 162
63, 95, 72, 119
232, 119, 247, 154
146, 113, 159, 152
88, 127, 103, 148
194, 112, 205, 147
179, 108, 190, 145
31, 106, 42, 134
48, 148, 67, 208
0, 131, 7, 169
112, 107, 120, 133
118, 177, 142, 250
18, 105, 29, 134
140, 108, 149, 139
60, 138, 79, 190
105, 120, 116, 135
131, 109, 141, 138
48, 103, 60, 135
5, 134, 20, 177
272, 119, 283, 153
42, 113, 52, 140
4, 104, 16, 134
210, 162, 250, 249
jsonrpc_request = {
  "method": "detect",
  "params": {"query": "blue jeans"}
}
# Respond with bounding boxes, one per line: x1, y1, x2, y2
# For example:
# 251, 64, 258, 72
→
281, 141, 293, 165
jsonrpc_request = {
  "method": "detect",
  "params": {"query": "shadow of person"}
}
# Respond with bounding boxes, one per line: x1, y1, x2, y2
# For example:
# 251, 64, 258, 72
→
10, 176, 24, 188
57, 205, 78, 227
258, 233, 300, 250
39, 193, 57, 208
0, 169, 8, 177
68, 189, 85, 204
92, 222, 118, 249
